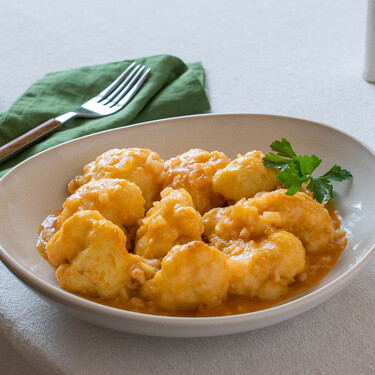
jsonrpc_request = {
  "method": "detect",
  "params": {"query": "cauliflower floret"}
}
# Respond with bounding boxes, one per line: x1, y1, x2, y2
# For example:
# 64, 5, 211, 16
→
163, 149, 231, 214
68, 148, 165, 211
203, 189, 336, 253
46, 210, 132, 298
248, 189, 337, 252
202, 203, 266, 254
213, 150, 279, 201
227, 231, 306, 299
140, 241, 229, 311
57, 178, 145, 230
134, 188, 204, 259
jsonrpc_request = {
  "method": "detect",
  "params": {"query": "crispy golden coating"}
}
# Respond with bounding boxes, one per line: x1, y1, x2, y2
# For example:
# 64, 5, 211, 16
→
227, 231, 306, 299
213, 150, 279, 201
134, 188, 204, 259
57, 178, 145, 229
68, 148, 165, 210
203, 189, 336, 253
47, 210, 132, 298
163, 149, 231, 214
140, 241, 229, 311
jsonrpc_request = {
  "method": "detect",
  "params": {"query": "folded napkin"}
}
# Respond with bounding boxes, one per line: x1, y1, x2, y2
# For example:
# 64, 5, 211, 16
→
0, 55, 210, 177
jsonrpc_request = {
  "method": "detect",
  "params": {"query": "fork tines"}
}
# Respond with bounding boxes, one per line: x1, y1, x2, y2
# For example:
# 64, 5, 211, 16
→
98, 62, 151, 108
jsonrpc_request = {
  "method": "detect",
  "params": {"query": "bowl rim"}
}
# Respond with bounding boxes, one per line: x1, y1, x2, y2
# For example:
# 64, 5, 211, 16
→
1, 112, 375, 327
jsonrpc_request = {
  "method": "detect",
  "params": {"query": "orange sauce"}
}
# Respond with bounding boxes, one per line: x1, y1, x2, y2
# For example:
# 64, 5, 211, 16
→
37, 203, 347, 317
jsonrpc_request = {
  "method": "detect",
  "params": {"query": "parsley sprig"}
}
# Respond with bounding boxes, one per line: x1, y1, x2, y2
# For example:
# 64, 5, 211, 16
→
263, 138, 352, 203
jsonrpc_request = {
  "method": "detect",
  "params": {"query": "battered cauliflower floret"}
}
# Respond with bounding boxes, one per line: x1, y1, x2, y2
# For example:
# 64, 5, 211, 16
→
134, 188, 204, 259
68, 148, 165, 211
46, 210, 132, 298
248, 189, 337, 252
213, 150, 279, 201
202, 202, 266, 254
227, 231, 306, 300
203, 189, 336, 253
163, 149, 231, 214
140, 241, 229, 311
57, 178, 145, 230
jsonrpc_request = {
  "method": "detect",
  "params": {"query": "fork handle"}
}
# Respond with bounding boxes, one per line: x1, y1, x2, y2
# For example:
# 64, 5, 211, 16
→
0, 118, 62, 164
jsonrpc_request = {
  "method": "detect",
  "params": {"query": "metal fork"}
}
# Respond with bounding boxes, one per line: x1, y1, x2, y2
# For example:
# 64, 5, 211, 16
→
0, 62, 151, 163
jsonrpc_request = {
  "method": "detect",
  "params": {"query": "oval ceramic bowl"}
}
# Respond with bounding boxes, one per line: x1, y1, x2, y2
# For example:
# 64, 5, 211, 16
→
0, 114, 374, 337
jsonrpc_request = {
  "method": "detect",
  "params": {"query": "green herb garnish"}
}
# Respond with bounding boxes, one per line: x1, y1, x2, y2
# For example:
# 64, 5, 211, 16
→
263, 138, 352, 203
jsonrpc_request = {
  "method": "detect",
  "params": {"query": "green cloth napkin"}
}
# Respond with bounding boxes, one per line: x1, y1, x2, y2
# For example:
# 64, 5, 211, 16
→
0, 55, 210, 177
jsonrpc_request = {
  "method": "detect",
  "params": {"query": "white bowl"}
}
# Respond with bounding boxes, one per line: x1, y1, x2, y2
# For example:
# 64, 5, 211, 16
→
0, 114, 374, 337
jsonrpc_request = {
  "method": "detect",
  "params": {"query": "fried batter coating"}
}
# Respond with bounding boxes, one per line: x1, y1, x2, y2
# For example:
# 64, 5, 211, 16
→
202, 202, 266, 254
203, 189, 336, 253
213, 150, 279, 201
47, 210, 132, 298
134, 188, 204, 259
68, 148, 165, 210
227, 231, 306, 299
247, 189, 337, 252
163, 149, 231, 214
57, 178, 145, 229
140, 241, 229, 311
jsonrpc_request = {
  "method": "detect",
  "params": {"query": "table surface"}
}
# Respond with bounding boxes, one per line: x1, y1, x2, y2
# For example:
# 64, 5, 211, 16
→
1, 0, 374, 374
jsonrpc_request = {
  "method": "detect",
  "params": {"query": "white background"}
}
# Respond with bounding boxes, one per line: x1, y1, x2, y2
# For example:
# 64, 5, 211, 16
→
0, 0, 374, 374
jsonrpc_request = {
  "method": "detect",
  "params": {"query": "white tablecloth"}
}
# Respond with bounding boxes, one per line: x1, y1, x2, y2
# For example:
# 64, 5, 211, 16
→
1, 0, 374, 374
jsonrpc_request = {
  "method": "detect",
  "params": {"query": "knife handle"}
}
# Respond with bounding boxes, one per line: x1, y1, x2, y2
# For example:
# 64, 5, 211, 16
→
0, 118, 62, 164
